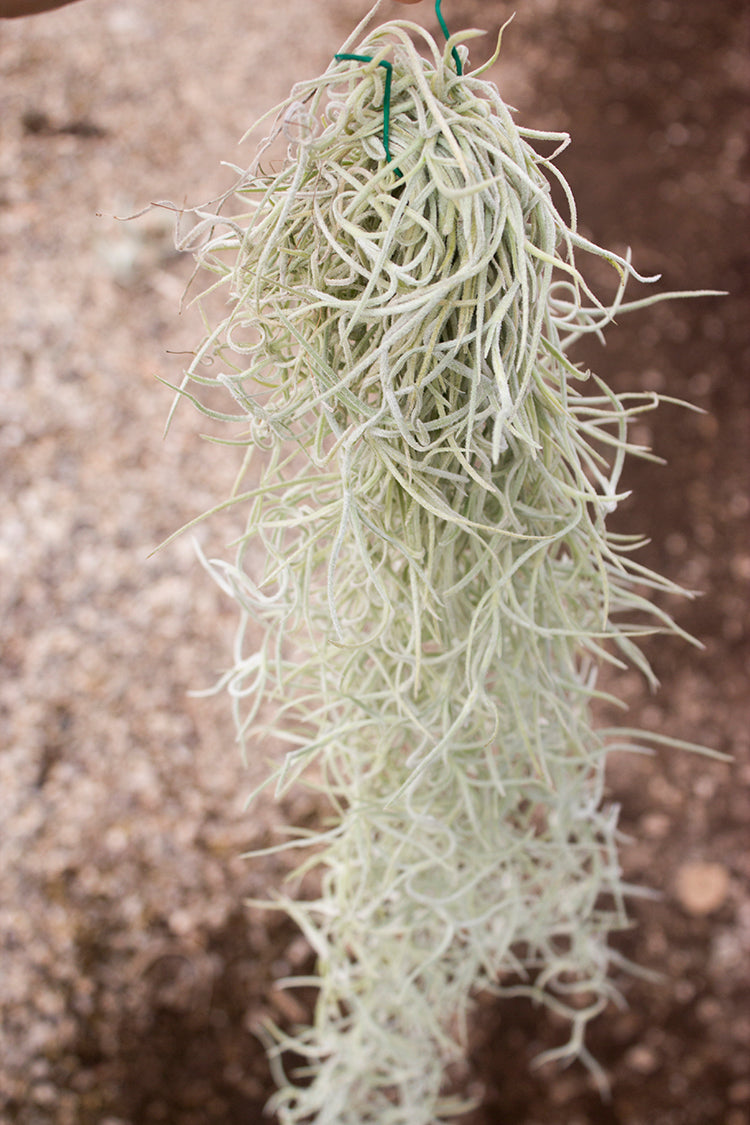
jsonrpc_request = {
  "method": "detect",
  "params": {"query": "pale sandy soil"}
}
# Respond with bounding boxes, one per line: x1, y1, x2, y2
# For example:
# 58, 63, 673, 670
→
1, 1, 748, 1123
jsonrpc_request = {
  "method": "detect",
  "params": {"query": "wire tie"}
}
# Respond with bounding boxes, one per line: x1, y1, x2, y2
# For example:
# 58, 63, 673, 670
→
334, 53, 403, 180
435, 0, 463, 76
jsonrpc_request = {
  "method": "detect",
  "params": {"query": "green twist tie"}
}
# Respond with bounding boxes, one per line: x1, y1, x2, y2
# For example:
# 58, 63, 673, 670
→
436, 0, 463, 76
334, 53, 401, 177
335, 3, 463, 181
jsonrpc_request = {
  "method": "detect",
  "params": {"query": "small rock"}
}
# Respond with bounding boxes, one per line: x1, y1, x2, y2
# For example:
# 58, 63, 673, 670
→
641, 812, 671, 839
674, 861, 730, 916
624, 1044, 659, 1074
30, 1083, 58, 1106
167, 908, 194, 936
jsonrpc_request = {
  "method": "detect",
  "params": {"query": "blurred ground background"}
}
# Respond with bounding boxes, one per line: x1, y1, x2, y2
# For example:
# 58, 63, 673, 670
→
0, 0, 748, 1122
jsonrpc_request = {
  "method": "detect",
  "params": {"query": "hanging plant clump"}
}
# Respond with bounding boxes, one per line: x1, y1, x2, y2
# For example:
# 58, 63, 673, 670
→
163, 4, 720, 1121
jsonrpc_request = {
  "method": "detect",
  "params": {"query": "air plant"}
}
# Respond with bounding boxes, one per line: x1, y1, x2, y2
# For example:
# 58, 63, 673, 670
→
164, 3, 720, 1120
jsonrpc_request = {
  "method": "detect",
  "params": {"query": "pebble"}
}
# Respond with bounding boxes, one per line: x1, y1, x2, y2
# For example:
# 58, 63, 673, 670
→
674, 861, 731, 915
624, 1044, 660, 1074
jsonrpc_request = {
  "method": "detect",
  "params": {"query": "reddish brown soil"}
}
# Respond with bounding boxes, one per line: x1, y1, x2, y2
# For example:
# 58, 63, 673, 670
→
1, 1, 747, 1123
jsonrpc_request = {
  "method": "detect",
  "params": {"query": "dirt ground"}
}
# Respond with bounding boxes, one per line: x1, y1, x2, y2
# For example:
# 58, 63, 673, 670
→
1, 1, 748, 1123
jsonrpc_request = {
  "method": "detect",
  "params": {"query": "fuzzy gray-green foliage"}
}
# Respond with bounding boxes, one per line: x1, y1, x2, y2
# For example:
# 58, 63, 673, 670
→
168, 8, 717, 1122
